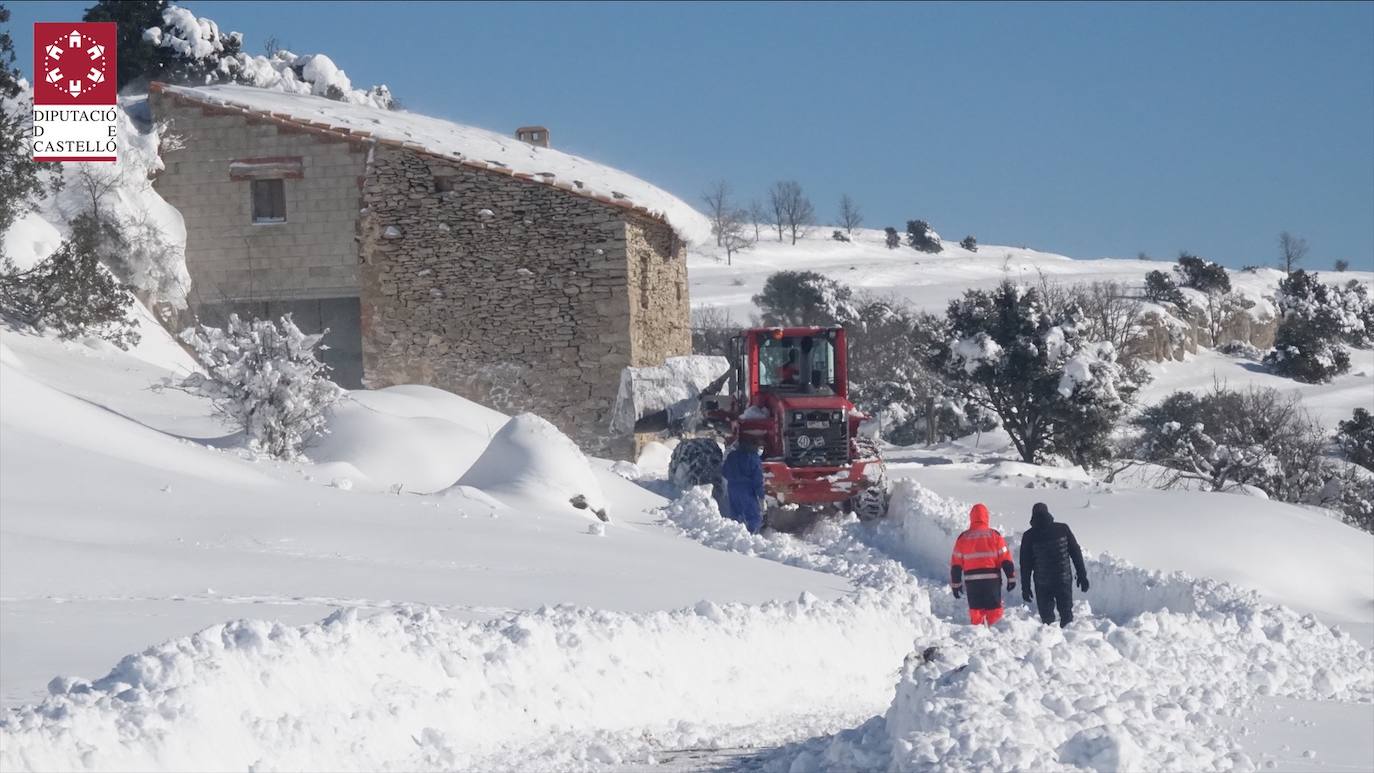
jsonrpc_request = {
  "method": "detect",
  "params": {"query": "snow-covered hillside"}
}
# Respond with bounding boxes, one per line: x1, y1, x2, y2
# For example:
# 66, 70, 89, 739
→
690, 227, 1374, 429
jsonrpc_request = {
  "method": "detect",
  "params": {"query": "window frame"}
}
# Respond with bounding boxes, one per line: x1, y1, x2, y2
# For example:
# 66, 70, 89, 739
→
250, 178, 287, 224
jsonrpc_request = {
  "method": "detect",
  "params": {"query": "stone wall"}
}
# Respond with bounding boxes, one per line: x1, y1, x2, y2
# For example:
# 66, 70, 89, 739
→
626, 218, 691, 366
358, 146, 690, 456
149, 93, 366, 305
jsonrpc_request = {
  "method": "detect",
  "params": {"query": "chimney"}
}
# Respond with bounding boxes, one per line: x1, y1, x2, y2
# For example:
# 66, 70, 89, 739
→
515, 126, 550, 149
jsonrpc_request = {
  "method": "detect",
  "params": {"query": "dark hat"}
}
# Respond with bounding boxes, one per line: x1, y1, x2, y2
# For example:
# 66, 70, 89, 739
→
1031, 502, 1053, 526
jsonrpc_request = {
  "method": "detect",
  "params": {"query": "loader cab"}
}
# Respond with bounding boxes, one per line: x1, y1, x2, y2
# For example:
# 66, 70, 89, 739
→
730, 327, 849, 401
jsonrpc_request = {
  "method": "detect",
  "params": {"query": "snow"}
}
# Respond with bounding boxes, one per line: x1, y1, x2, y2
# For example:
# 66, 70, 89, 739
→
309, 386, 506, 494
0, 323, 853, 715
156, 84, 712, 245
457, 413, 609, 519
0, 213, 62, 272
4, 203, 1374, 768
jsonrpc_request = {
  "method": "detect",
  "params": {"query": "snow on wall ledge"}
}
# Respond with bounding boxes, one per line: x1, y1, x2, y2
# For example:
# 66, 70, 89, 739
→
153, 84, 712, 245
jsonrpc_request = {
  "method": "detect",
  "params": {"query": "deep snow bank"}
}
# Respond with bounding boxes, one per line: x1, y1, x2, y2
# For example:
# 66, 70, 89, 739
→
458, 413, 609, 519
311, 386, 509, 493
0, 593, 930, 772
750, 481, 1374, 772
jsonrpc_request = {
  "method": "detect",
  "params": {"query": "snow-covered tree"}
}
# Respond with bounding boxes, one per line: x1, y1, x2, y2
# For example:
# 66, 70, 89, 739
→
87, 1, 395, 108
847, 300, 956, 446
1131, 386, 1314, 493
1338, 408, 1374, 471
931, 281, 1132, 467
884, 227, 901, 250
1263, 270, 1359, 383
0, 5, 58, 242
906, 220, 942, 253
0, 213, 141, 348
179, 314, 342, 460
960, 235, 977, 253
752, 270, 859, 327
1143, 270, 1186, 308
1174, 253, 1231, 294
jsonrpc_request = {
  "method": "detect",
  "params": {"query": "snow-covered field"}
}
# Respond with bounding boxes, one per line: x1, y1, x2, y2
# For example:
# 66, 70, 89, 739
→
688, 226, 1372, 326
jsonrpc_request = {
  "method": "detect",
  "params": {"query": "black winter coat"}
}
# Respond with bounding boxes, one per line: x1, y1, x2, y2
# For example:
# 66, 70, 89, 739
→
1019, 504, 1087, 587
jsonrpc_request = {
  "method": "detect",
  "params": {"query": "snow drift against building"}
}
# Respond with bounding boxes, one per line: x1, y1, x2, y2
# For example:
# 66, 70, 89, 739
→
155, 84, 712, 244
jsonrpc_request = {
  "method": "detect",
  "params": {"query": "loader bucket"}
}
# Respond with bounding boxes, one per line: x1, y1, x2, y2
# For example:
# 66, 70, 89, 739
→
609, 355, 729, 436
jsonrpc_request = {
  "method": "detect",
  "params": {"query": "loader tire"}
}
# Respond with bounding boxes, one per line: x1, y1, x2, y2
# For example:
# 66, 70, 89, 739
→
669, 438, 724, 490
851, 481, 889, 521
853, 435, 882, 462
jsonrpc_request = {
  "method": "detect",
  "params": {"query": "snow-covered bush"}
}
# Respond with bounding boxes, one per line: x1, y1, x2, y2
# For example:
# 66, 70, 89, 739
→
1262, 270, 1359, 383
906, 219, 942, 253
884, 227, 901, 249
959, 235, 977, 252
0, 213, 140, 348
932, 280, 1133, 467
1215, 339, 1263, 359
831, 229, 849, 242
1174, 253, 1231, 294
1129, 385, 1334, 503
1143, 269, 1186, 308
752, 270, 860, 327
179, 314, 342, 460
1338, 408, 1374, 471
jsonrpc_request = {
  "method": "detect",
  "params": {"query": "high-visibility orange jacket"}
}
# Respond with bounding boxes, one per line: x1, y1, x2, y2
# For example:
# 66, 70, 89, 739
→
950, 503, 1016, 591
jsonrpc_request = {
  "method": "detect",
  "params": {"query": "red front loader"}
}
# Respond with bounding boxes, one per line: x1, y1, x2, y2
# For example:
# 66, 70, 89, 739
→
612, 326, 888, 531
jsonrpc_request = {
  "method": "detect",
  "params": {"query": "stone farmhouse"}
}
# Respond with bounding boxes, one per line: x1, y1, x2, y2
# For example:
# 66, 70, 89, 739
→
149, 83, 708, 456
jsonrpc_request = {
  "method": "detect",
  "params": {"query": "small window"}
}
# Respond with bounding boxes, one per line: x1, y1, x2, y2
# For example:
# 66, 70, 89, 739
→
435, 176, 457, 193
251, 179, 286, 223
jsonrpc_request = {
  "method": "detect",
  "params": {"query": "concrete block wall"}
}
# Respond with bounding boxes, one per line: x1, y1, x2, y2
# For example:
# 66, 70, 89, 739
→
149, 94, 367, 306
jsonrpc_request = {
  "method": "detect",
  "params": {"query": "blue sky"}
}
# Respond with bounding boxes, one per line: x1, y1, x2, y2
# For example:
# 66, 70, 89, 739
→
9, 1, 1374, 269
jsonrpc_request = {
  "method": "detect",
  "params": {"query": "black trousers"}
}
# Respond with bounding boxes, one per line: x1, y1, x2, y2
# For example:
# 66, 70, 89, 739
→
1035, 581, 1074, 626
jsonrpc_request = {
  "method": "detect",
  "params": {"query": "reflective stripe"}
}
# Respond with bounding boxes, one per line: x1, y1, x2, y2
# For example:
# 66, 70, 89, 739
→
951, 582, 963, 588
961, 550, 1001, 559
999, 545, 1010, 555
963, 571, 1001, 580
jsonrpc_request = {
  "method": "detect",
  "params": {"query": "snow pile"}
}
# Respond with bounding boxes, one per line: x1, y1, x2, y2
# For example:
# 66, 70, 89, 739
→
798, 606, 1370, 773
157, 84, 712, 244
661, 487, 920, 594
0, 593, 930, 772
728, 481, 1374, 772
144, 5, 394, 108
609, 355, 728, 436
311, 386, 507, 493
457, 413, 608, 519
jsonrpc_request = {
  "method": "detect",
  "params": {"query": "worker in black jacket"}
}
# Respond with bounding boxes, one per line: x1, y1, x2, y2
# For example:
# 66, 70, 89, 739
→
1019, 502, 1089, 627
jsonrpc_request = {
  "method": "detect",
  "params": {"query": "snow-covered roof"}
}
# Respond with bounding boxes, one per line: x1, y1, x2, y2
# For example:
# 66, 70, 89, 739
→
151, 83, 711, 244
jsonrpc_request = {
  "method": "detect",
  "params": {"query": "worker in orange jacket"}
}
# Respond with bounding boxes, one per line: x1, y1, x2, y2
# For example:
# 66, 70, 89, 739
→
950, 503, 1016, 625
